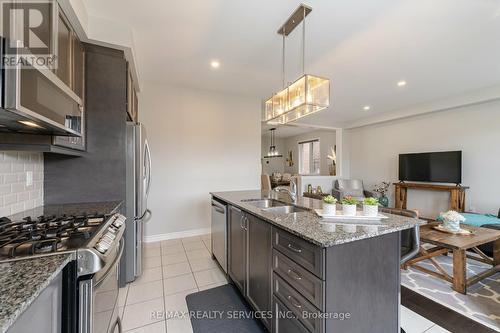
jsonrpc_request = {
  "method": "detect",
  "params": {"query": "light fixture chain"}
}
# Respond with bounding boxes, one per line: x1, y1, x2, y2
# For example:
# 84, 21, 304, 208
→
302, 6, 306, 74
282, 28, 286, 88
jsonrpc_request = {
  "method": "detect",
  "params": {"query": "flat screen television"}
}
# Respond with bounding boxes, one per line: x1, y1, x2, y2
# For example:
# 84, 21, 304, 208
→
398, 151, 462, 184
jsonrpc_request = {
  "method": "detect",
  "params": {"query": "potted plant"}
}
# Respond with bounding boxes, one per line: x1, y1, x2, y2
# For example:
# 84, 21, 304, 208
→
341, 196, 358, 216
373, 182, 390, 208
439, 210, 465, 232
363, 197, 379, 217
323, 195, 337, 215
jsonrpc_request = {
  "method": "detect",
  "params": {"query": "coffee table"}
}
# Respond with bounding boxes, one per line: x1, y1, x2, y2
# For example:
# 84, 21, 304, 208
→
403, 223, 500, 294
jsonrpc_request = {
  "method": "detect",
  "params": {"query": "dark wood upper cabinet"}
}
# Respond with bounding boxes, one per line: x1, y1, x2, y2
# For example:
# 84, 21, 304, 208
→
126, 64, 139, 122
56, 9, 72, 87
72, 34, 85, 99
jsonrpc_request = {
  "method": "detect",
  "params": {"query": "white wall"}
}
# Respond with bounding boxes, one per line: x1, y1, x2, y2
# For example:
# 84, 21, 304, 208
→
346, 100, 500, 218
0, 152, 44, 217
284, 130, 336, 176
140, 82, 261, 238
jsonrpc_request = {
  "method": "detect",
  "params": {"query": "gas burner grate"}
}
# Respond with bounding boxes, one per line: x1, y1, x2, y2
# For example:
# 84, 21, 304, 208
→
0, 213, 109, 259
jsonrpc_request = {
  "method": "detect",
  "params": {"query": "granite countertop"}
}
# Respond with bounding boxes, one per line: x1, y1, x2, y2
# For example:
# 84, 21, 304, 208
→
0, 254, 74, 333
211, 190, 424, 247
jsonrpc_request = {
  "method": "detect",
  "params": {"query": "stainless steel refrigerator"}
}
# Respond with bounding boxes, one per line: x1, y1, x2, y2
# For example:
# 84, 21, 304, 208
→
120, 122, 152, 285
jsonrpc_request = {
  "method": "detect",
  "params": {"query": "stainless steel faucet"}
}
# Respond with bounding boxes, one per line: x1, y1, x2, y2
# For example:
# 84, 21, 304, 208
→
274, 178, 297, 203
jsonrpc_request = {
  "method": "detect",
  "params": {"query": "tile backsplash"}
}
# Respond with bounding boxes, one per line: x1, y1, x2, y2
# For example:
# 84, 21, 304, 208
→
0, 152, 44, 217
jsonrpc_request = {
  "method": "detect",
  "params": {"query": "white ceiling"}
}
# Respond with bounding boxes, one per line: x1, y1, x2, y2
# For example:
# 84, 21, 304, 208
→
83, 0, 500, 126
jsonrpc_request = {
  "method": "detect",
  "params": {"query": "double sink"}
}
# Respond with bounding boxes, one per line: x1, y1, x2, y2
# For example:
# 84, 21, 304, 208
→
242, 199, 308, 214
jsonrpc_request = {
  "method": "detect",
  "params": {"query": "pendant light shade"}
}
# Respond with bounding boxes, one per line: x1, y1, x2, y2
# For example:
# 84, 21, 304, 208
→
262, 4, 330, 125
264, 128, 282, 158
263, 74, 330, 124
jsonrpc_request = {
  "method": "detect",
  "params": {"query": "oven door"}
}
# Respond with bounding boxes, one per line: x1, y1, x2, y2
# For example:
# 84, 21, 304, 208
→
1, 39, 84, 136
79, 240, 123, 333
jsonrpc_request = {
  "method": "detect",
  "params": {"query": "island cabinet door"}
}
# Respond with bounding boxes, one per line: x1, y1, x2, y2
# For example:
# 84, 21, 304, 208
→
228, 205, 246, 294
247, 214, 272, 330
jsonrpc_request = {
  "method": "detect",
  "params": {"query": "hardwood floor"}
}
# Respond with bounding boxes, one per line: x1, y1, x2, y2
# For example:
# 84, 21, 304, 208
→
401, 286, 498, 333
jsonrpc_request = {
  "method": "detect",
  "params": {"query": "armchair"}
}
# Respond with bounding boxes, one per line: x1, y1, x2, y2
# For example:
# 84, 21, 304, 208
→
332, 179, 379, 201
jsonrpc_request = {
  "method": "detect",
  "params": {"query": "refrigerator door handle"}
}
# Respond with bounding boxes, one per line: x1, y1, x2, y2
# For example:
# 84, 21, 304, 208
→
145, 140, 152, 198
135, 209, 152, 222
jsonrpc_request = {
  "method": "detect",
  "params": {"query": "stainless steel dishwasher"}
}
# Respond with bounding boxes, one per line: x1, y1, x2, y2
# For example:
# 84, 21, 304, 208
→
211, 199, 227, 273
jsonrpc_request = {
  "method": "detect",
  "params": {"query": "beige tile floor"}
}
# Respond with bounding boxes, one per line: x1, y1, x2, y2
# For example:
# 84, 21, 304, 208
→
120, 233, 450, 333
119, 234, 227, 332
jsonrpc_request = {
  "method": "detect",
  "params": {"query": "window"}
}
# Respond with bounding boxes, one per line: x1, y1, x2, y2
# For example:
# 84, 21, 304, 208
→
299, 139, 320, 175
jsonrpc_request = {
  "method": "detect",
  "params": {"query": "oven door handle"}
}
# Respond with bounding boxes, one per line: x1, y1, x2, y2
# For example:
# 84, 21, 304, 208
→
94, 239, 124, 288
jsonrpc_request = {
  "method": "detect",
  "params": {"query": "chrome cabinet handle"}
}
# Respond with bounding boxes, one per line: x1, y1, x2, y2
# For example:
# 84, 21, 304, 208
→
287, 243, 302, 253
287, 269, 302, 280
287, 295, 302, 309
240, 215, 244, 229
244, 217, 249, 231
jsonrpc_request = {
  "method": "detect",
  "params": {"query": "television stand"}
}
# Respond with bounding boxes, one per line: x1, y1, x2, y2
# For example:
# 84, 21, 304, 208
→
393, 182, 469, 212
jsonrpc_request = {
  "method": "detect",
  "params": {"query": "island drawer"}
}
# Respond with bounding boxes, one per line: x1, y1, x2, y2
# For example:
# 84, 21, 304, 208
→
273, 249, 324, 310
273, 296, 311, 333
273, 273, 324, 333
273, 227, 324, 279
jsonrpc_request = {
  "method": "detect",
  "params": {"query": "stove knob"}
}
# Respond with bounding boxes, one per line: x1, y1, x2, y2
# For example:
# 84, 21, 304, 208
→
95, 241, 108, 253
113, 215, 125, 228
103, 232, 116, 241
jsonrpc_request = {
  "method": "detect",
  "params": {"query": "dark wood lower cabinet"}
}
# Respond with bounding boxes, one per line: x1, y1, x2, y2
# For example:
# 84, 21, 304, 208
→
273, 296, 309, 333
227, 205, 272, 331
247, 214, 272, 330
228, 206, 246, 294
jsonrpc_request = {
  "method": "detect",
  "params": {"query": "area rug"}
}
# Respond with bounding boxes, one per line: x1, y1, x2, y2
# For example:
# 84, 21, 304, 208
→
186, 284, 266, 333
401, 254, 500, 332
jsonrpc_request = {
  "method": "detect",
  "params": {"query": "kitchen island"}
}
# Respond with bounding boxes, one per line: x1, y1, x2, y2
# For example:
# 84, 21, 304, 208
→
211, 190, 422, 333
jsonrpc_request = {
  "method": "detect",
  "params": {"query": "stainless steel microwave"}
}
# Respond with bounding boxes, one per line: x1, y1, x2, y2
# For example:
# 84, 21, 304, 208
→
0, 37, 84, 147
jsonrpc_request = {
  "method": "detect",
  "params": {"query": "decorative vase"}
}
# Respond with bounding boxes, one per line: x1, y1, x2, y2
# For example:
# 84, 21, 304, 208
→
329, 163, 336, 176
379, 195, 389, 208
443, 218, 460, 232
323, 203, 336, 216
342, 204, 357, 216
363, 204, 378, 217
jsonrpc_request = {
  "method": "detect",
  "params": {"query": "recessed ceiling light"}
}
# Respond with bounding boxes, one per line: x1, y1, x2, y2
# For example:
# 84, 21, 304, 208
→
18, 120, 42, 128
397, 80, 407, 87
363, 105, 371, 111
210, 60, 220, 69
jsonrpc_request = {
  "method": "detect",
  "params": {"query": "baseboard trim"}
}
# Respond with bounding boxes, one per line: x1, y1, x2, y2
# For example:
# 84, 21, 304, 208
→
145, 227, 211, 243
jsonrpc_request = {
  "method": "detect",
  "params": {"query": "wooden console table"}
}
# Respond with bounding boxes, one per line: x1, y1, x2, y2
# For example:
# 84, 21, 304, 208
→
394, 182, 469, 212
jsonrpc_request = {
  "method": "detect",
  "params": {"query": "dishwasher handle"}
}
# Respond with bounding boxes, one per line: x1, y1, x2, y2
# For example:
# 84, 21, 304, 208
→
211, 200, 226, 214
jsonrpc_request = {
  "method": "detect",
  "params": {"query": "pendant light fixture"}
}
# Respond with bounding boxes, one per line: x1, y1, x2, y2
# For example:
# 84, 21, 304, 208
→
264, 128, 282, 158
262, 4, 330, 125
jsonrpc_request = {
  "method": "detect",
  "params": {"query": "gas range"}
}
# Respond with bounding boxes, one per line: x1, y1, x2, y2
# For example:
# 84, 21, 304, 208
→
0, 209, 126, 276
0, 213, 107, 259
0, 203, 126, 332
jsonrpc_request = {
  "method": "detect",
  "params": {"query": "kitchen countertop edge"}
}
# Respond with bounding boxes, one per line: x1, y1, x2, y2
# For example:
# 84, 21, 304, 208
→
211, 190, 424, 248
